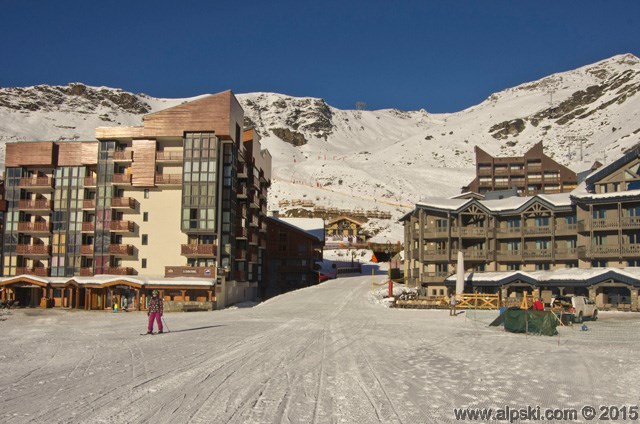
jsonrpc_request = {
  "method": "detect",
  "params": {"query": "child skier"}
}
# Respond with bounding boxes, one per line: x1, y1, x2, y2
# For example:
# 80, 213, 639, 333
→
146, 290, 164, 334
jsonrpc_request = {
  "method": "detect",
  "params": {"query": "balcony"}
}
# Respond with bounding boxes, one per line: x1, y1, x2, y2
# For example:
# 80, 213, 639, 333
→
80, 245, 94, 256
18, 222, 51, 234
494, 168, 509, 176
234, 270, 247, 281
249, 234, 259, 245
105, 267, 135, 275
19, 177, 54, 191
423, 227, 449, 239
155, 174, 182, 186
420, 272, 450, 283
259, 222, 267, 233
477, 167, 492, 176
82, 222, 95, 232
423, 249, 449, 261
459, 227, 487, 238
82, 199, 96, 210
80, 268, 93, 276
621, 216, 640, 229
249, 195, 260, 209
462, 249, 488, 261
156, 151, 183, 162
554, 224, 578, 236
237, 163, 248, 179
14, 267, 49, 277
496, 227, 523, 238
236, 227, 248, 239
84, 177, 97, 187
237, 185, 248, 199
522, 249, 553, 260
259, 239, 267, 249
554, 248, 578, 260
113, 150, 133, 162
165, 266, 216, 278
18, 199, 52, 213
111, 197, 135, 210
181, 244, 216, 257
236, 249, 247, 260
16, 244, 50, 257
111, 173, 132, 185
108, 244, 134, 256
249, 216, 259, 227
522, 225, 552, 236
496, 250, 522, 261
578, 245, 619, 259
584, 218, 620, 231
110, 220, 134, 233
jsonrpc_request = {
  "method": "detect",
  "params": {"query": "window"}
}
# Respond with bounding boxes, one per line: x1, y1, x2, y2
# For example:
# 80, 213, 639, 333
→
143, 212, 149, 222
144, 189, 149, 199
142, 234, 148, 245
142, 258, 147, 268
535, 263, 550, 270
507, 263, 520, 271
591, 260, 608, 267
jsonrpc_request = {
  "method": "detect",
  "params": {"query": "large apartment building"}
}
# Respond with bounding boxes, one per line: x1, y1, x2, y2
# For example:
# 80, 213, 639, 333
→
462, 142, 578, 195
403, 146, 640, 311
0, 90, 271, 310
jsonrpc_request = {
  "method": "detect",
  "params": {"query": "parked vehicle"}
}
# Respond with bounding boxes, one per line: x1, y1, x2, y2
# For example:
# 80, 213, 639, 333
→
551, 295, 598, 323
316, 272, 336, 282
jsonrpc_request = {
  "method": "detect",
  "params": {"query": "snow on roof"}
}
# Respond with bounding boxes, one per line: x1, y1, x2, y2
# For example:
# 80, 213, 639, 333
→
416, 198, 471, 211
417, 192, 573, 213
571, 188, 640, 201
446, 267, 640, 284
0, 274, 214, 287
277, 217, 325, 242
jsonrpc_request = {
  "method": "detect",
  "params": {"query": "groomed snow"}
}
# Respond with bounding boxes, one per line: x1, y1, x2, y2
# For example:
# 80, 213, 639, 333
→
1, 274, 639, 423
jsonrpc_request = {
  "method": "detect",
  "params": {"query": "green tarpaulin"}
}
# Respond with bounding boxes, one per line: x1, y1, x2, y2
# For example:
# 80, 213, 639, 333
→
502, 308, 558, 336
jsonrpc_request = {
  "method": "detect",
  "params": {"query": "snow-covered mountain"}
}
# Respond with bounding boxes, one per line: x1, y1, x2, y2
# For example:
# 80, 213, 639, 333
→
1, 53, 639, 242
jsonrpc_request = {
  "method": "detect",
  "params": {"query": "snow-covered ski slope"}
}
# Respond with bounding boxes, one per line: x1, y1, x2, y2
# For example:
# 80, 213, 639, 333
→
1, 54, 639, 242
1, 275, 639, 423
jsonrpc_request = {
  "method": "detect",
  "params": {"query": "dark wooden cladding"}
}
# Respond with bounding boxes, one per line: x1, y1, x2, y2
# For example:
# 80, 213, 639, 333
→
5, 142, 54, 167
131, 139, 156, 187
143, 90, 234, 137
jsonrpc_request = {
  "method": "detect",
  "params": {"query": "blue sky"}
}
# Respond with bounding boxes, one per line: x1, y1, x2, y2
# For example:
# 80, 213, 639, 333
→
2, 0, 638, 112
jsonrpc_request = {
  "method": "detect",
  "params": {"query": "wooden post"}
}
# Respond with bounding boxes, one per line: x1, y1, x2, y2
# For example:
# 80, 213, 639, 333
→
135, 289, 139, 311
86, 289, 91, 310
181, 290, 186, 301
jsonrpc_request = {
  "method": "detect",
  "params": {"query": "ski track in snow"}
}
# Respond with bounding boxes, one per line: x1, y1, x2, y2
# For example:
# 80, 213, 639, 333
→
1, 277, 640, 423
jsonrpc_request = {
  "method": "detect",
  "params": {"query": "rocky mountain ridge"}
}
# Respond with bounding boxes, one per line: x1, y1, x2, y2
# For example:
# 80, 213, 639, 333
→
1, 53, 639, 241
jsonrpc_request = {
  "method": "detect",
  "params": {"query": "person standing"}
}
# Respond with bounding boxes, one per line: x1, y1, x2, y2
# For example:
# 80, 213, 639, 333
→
147, 290, 164, 334
449, 293, 457, 316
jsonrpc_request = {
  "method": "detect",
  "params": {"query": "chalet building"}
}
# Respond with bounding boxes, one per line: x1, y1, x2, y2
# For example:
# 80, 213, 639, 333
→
462, 142, 578, 196
0, 90, 271, 310
326, 216, 367, 244
403, 146, 640, 311
263, 216, 324, 298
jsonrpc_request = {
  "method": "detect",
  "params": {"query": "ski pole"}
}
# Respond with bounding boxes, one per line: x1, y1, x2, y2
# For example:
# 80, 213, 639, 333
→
161, 315, 170, 333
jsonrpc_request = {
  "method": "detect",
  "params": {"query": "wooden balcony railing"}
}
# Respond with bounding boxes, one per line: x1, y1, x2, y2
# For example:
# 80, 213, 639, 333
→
82, 199, 96, 209
105, 267, 135, 275
84, 177, 97, 187
420, 272, 450, 283
462, 249, 488, 260
522, 249, 553, 259
111, 173, 132, 185
113, 150, 133, 161
423, 249, 449, 261
181, 244, 216, 256
155, 174, 182, 185
80, 245, 94, 255
80, 268, 94, 276
16, 244, 50, 255
82, 222, 95, 232
108, 244, 134, 256
111, 197, 135, 209
15, 267, 49, 277
18, 222, 50, 233
155, 151, 183, 162
109, 221, 134, 232
19, 177, 53, 189
18, 200, 52, 210
522, 225, 552, 236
